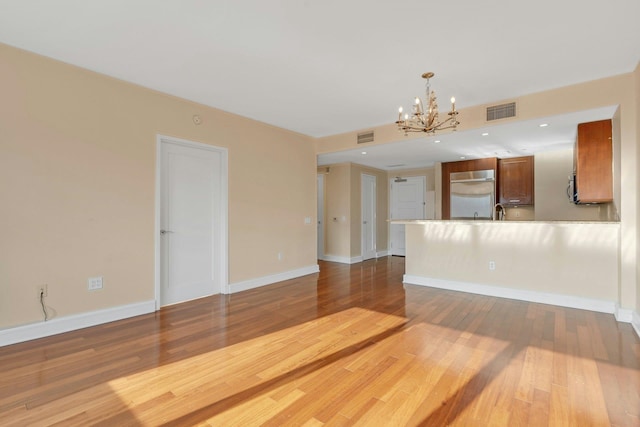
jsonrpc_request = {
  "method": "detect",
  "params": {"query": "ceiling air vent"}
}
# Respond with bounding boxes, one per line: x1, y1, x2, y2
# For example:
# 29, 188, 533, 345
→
357, 131, 375, 144
486, 102, 516, 121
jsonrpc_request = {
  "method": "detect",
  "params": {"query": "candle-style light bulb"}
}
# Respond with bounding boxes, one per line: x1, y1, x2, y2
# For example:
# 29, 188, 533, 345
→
398, 106, 403, 122
451, 96, 456, 112
414, 97, 423, 115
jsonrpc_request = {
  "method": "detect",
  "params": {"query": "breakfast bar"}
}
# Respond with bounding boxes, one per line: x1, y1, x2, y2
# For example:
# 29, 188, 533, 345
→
395, 219, 621, 313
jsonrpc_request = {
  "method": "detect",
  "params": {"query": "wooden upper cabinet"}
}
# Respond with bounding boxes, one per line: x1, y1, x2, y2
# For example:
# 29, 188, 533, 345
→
498, 156, 534, 206
575, 119, 613, 203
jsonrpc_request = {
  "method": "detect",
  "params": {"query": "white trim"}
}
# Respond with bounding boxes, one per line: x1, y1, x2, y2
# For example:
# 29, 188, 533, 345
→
155, 135, 229, 310
0, 300, 155, 347
614, 304, 634, 322
322, 255, 361, 264
227, 265, 320, 294
155, 139, 162, 309
403, 275, 617, 315
321, 255, 342, 262
322, 255, 384, 264
632, 310, 640, 339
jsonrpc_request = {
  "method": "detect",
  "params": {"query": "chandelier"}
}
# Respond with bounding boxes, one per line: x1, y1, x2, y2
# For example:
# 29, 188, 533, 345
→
395, 72, 460, 134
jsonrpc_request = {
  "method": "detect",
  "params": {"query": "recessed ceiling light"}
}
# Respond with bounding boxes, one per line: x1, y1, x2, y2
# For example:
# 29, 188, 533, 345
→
482, 132, 489, 136
434, 140, 441, 143
361, 151, 367, 155
539, 123, 549, 127
460, 156, 466, 159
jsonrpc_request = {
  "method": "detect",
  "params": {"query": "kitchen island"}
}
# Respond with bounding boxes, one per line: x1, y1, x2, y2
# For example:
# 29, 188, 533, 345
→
394, 220, 621, 315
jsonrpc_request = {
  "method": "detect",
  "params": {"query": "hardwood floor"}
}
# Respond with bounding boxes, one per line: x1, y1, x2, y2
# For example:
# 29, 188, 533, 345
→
1, 257, 639, 426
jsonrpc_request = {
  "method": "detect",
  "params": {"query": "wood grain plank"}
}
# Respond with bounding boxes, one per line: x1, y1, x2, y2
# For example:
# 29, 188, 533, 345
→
0, 257, 637, 426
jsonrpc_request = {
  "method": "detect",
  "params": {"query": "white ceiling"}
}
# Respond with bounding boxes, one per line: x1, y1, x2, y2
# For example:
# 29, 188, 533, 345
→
1, 1, 638, 167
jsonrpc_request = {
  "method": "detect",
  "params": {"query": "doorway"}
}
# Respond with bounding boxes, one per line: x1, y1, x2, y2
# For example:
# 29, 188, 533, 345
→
389, 176, 426, 256
156, 136, 228, 307
317, 174, 325, 260
361, 174, 377, 260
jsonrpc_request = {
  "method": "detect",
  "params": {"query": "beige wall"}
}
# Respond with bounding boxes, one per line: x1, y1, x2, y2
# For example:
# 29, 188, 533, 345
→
405, 221, 619, 303
534, 149, 604, 221
0, 43, 317, 329
319, 163, 389, 260
317, 72, 638, 312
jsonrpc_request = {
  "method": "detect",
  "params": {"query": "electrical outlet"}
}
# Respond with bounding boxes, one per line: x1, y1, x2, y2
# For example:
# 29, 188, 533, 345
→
37, 284, 48, 299
489, 261, 496, 271
88, 276, 103, 291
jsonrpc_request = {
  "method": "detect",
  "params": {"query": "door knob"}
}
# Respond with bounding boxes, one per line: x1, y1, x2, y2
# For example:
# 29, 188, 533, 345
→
160, 229, 174, 235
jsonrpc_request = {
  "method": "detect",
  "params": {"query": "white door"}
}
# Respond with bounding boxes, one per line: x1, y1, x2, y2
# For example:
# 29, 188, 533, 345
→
390, 176, 426, 256
159, 137, 226, 306
317, 174, 324, 260
361, 174, 376, 260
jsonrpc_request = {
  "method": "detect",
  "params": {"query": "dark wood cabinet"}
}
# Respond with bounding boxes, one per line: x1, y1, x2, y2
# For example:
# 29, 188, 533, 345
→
574, 119, 612, 203
498, 156, 534, 206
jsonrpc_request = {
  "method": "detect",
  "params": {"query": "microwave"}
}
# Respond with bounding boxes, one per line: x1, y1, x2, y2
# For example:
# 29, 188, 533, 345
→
567, 173, 578, 204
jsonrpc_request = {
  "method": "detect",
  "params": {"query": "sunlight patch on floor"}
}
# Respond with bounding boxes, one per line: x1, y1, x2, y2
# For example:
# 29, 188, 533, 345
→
104, 307, 407, 424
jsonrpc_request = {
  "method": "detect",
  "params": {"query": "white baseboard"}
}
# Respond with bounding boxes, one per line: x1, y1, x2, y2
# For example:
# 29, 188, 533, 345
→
227, 264, 320, 294
322, 255, 349, 264
322, 253, 389, 264
0, 300, 156, 348
322, 255, 363, 264
632, 311, 640, 339
614, 304, 634, 322
403, 275, 618, 316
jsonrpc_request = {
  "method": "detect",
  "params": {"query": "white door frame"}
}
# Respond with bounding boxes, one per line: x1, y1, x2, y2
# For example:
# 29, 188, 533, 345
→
361, 173, 376, 260
154, 135, 229, 310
